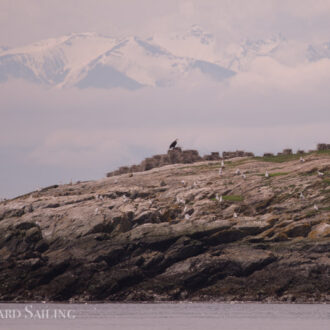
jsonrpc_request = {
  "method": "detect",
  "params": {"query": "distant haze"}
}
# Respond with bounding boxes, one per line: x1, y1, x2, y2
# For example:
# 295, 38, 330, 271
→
0, 0, 330, 198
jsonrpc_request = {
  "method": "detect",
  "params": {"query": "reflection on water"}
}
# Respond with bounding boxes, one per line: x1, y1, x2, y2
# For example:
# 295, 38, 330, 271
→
0, 303, 329, 330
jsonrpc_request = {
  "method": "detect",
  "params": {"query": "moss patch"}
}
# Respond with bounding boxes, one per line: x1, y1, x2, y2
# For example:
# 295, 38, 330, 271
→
254, 154, 301, 163
223, 195, 244, 202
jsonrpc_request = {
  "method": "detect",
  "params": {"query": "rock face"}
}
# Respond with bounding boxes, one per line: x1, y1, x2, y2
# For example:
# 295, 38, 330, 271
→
0, 151, 329, 302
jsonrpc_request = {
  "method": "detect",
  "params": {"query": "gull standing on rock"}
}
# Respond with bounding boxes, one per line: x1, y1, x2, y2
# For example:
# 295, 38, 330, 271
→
233, 212, 238, 218
265, 170, 269, 178
318, 171, 324, 177
235, 168, 241, 175
314, 204, 319, 211
221, 160, 225, 167
300, 157, 305, 163
176, 196, 185, 204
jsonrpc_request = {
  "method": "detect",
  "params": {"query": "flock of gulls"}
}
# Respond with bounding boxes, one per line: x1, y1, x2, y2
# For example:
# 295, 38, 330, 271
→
99, 147, 325, 221
1, 139, 325, 223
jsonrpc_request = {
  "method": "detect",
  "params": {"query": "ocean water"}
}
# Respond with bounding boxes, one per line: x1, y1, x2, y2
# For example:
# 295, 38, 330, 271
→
0, 302, 328, 330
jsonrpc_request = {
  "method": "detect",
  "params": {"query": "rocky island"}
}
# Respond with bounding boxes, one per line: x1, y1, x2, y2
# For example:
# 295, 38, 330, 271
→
0, 146, 329, 303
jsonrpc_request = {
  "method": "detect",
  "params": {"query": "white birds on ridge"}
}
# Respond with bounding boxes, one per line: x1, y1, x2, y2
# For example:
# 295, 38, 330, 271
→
233, 212, 238, 218
215, 193, 223, 202
95, 194, 104, 201
300, 157, 305, 163
318, 171, 324, 177
265, 170, 269, 178
176, 196, 185, 204
313, 204, 319, 211
235, 168, 241, 175
185, 214, 190, 220
221, 160, 225, 167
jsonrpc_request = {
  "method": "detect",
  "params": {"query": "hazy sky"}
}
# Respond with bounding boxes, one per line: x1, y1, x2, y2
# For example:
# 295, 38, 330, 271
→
2, 0, 330, 46
1, 0, 330, 198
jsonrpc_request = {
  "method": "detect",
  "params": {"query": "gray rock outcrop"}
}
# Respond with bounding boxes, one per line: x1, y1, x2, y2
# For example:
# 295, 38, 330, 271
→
0, 149, 329, 302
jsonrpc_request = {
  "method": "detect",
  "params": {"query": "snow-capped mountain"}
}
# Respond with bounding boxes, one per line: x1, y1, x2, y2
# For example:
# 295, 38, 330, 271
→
307, 41, 330, 62
153, 25, 218, 63
0, 27, 328, 90
219, 34, 286, 71
0, 28, 235, 89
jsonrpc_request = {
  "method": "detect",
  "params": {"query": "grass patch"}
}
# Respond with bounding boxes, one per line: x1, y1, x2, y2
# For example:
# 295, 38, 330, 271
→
254, 154, 301, 163
257, 172, 289, 177
223, 195, 244, 202
316, 149, 330, 155
181, 162, 222, 172
269, 172, 289, 177
323, 178, 330, 185
224, 159, 249, 167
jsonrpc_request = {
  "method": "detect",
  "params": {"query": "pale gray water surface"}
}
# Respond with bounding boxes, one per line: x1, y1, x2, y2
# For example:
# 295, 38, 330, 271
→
0, 303, 329, 330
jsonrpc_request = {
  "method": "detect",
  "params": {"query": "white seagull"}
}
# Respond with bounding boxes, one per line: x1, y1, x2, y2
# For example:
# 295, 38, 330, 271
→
265, 170, 269, 178
300, 157, 305, 163
221, 160, 225, 167
318, 171, 324, 177
233, 212, 238, 218
235, 168, 241, 175
242, 173, 246, 179
313, 204, 319, 211
185, 214, 190, 220
176, 196, 185, 204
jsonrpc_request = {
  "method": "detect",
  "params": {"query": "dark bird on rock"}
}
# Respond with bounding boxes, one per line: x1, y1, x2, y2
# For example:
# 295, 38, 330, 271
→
169, 138, 178, 150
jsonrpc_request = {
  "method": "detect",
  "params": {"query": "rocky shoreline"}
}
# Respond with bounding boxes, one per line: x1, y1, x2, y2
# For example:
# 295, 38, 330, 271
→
0, 150, 329, 303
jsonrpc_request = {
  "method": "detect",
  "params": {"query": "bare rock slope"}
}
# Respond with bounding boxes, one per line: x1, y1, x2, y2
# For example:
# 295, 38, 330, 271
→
0, 151, 329, 302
